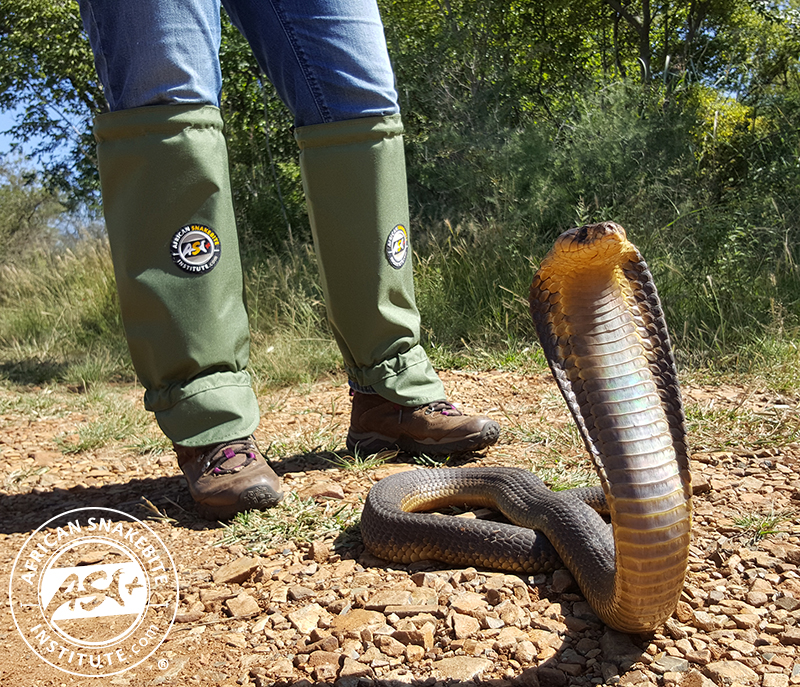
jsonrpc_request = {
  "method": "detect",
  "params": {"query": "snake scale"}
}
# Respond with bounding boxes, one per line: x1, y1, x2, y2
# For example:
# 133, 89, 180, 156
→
361, 222, 692, 632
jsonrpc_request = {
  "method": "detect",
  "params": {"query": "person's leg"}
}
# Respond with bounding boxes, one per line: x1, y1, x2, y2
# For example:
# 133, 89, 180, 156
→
79, 0, 281, 517
224, 0, 500, 454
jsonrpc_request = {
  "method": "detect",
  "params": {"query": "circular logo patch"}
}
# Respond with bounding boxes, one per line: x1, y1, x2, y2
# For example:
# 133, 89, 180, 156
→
171, 224, 221, 274
10, 507, 178, 677
385, 224, 409, 269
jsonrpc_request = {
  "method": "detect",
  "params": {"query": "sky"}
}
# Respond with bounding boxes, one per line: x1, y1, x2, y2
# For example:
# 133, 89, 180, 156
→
0, 108, 20, 155
0, 106, 48, 163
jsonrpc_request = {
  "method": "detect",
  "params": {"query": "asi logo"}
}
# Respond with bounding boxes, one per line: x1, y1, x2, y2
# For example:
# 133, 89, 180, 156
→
171, 224, 221, 274
10, 507, 178, 677
385, 224, 409, 269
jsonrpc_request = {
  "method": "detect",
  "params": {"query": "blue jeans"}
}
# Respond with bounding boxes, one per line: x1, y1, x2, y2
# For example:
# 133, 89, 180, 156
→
79, 0, 400, 126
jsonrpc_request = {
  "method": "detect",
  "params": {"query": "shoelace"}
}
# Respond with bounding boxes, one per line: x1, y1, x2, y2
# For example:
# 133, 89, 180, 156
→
204, 443, 258, 476
419, 400, 463, 416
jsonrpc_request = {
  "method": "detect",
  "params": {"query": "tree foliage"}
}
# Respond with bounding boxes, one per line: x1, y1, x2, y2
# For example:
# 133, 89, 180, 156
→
0, 158, 65, 262
0, 0, 102, 207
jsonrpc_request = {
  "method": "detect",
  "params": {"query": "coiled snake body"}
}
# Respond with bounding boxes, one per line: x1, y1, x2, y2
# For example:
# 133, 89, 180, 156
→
361, 222, 692, 632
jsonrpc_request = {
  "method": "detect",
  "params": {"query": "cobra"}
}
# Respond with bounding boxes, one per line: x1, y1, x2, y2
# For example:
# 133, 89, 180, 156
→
360, 222, 692, 633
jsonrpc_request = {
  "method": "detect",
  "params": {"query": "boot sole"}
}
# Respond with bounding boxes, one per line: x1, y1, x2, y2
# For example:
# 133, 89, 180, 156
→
346, 421, 500, 457
194, 485, 284, 521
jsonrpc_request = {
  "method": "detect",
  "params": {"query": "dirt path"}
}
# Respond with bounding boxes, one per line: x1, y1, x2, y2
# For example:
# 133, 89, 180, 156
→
0, 371, 798, 687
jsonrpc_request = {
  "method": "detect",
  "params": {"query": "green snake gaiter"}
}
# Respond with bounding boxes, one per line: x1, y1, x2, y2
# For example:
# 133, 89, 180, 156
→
296, 114, 445, 406
94, 104, 260, 446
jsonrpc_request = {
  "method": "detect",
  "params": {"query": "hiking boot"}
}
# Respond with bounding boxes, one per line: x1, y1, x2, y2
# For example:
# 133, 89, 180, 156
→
346, 392, 500, 456
175, 437, 283, 520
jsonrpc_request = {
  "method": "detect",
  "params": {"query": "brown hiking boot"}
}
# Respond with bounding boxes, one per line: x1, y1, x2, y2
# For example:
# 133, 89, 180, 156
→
346, 392, 500, 456
175, 437, 283, 520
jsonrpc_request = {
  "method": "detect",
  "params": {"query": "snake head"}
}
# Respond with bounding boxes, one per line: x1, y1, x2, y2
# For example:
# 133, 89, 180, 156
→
572, 221, 625, 244
544, 222, 638, 273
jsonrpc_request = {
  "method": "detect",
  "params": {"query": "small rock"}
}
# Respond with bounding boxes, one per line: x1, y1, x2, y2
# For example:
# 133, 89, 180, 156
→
309, 649, 341, 667
288, 602, 327, 633
313, 663, 338, 682
727, 639, 755, 656
175, 601, 204, 623
762, 675, 790, 687
516, 640, 537, 664
652, 655, 690, 674
393, 622, 434, 650
77, 548, 110, 565
199, 588, 236, 605
780, 627, 800, 645
383, 603, 440, 617
374, 634, 406, 657
675, 600, 694, 623
303, 634, 339, 654
405, 644, 425, 662
432, 656, 492, 681
223, 632, 248, 649
225, 592, 260, 618
410, 586, 439, 605
557, 662, 583, 677
775, 595, 800, 611
564, 615, 588, 632
750, 577, 774, 593
601, 662, 620, 684
664, 617, 688, 639
212, 556, 261, 584
600, 629, 643, 665
537, 667, 567, 687
452, 612, 481, 639
336, 657, 372, 687
571, 601, 598, 621
745, 590, 769, 606
251, 616, 269, 633
512, 667, 540, 687
732, 613, 759, 629
704, 660, 759, 686
559, 648, 586, 666
267, 658, 295, 680
685, 649, 713, 665
365, 589, 412, 610
551, 568, 575, 593
681, 669, 717, 687
619, 669, 652, 686
693, 610, 723, 632
298, 481, 345, 500
330, 608, 385, 634
450, 591, 487, 615
308, 540, 331, 563
288, 584, 315, 600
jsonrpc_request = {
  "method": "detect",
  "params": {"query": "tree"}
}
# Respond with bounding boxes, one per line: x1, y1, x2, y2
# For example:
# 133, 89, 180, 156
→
0, 158, 65, 262
0, 0, 103, 208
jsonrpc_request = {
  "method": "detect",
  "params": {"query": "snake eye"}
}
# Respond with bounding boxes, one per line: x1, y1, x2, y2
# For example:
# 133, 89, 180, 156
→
574, 225, 591, 244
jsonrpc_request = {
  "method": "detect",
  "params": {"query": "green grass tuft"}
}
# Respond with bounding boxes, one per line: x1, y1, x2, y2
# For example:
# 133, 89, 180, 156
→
217, 493, 361, 553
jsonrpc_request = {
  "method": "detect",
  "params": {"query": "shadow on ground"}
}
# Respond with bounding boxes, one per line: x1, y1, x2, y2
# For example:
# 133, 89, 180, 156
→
0, 448, 486, 536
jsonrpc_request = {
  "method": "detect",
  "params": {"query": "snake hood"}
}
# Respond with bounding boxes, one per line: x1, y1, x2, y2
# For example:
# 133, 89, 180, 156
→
362, 222, 692, 633
531, 221, 692, 631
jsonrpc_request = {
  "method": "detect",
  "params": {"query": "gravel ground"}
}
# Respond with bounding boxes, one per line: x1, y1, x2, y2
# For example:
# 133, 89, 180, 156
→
0, 370, 797, 687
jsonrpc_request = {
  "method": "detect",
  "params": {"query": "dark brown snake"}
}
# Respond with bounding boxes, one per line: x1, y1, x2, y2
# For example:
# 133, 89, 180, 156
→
360, 222, 692, 632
